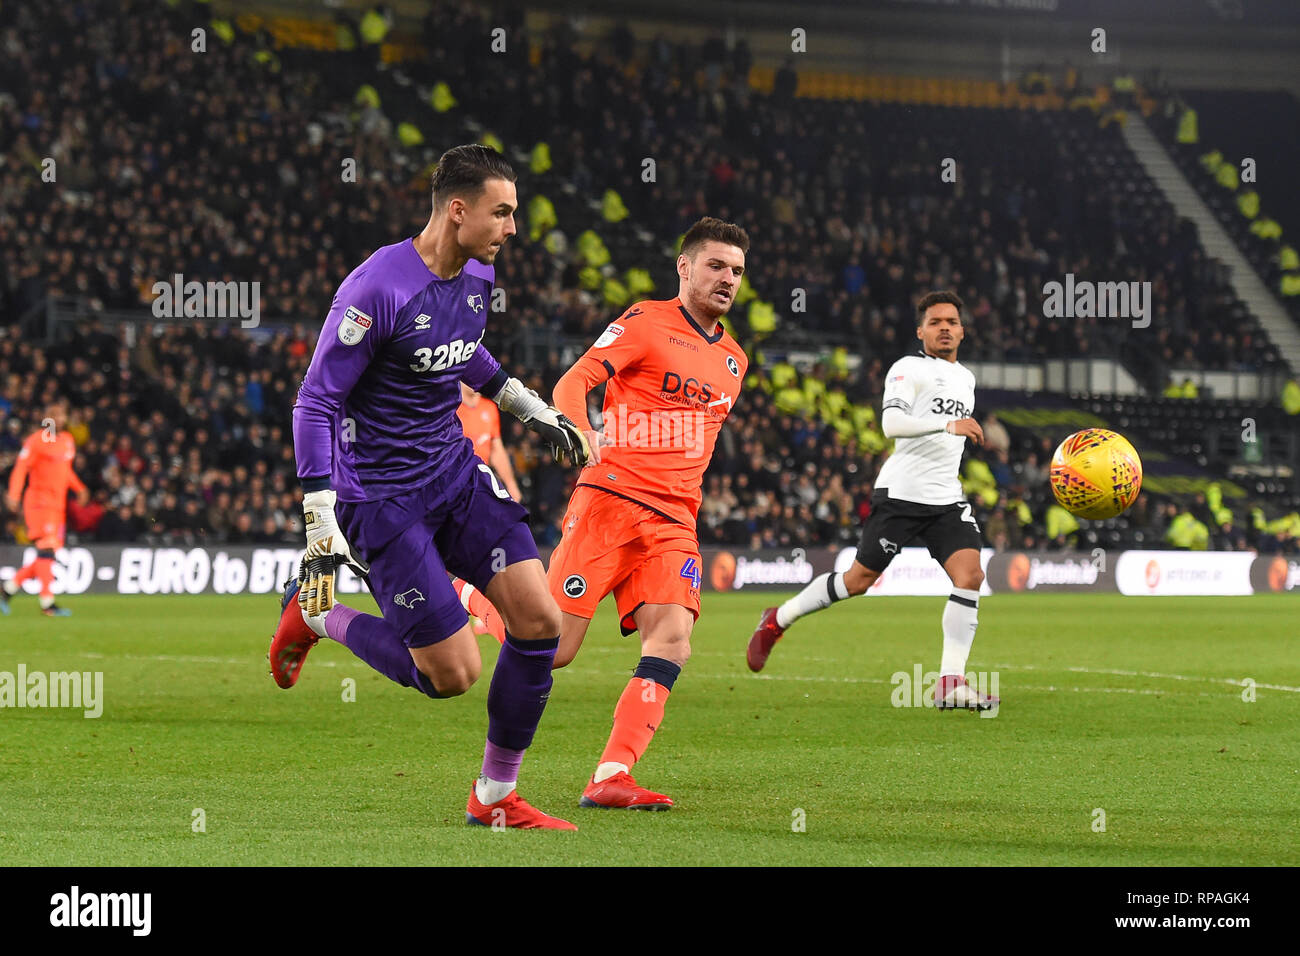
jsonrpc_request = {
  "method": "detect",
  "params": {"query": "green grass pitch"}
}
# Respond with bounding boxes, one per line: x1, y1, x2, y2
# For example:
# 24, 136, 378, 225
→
0, 591, 1296, 866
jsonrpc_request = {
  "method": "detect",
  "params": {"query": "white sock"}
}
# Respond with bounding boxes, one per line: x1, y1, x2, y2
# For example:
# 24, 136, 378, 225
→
475, 774, 516, 805
776, 572, 850, 629
301, 606, 328, 639
593, 761, 629, 783
940, 587, 980, 676
3, 580, 17, 597
39, 594, 54, 610
456, 582, 476, 611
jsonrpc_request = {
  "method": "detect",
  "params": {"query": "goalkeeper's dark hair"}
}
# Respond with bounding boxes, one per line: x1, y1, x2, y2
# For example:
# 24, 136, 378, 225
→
431, 145, 516, 208
680, 217, 750, 259
916, 290, 964, 326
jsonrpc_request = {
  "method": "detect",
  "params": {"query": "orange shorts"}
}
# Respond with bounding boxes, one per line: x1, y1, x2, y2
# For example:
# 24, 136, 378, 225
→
24, 510, 64, 550
547, 485, 701, 634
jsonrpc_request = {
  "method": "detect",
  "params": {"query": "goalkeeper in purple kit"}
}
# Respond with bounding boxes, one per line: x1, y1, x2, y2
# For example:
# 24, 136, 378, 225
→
269, 145, 591, 830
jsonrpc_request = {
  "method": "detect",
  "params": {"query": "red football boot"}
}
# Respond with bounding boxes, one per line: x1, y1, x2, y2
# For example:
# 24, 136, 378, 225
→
269, 577, 318, 689
746, 607, 785, 672
579, 772, 673, 810
935, 674, 1000, 712
466, 781, 577, 830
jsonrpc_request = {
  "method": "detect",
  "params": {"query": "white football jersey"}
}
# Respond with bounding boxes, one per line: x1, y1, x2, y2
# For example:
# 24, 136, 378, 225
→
874, 351, 977, 505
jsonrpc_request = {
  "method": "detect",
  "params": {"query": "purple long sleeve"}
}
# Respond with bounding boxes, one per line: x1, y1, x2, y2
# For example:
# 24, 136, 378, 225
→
293, 281, 395, 486
460, 339, 503, 394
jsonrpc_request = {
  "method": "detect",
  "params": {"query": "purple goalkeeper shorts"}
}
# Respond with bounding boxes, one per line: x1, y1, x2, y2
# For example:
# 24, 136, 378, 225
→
335, 456, 538, 649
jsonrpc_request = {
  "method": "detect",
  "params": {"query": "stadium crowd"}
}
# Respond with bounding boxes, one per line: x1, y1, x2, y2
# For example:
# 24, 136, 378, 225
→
1, 0, 1295, 555
0, 321, 1290, 555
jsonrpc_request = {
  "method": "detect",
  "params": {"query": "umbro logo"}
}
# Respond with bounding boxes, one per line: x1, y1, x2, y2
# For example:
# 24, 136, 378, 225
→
394, 588, 426, 609
879, 538, 899, 555
414, 313, 431, 329
466, 294, 484, 313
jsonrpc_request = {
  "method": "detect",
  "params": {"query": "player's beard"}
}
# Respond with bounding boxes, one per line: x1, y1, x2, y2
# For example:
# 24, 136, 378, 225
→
693, 286, 731, 322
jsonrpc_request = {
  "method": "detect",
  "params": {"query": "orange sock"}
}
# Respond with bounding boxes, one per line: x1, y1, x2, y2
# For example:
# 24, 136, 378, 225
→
35, 558, 55, 601
458, 580, 506, 644
599, 677, 672, 770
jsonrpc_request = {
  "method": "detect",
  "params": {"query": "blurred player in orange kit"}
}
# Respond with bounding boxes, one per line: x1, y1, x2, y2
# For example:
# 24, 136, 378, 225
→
457, 381, 522, 500
2, 402, 87, 617
455, 217, 750, 809
454, 380, 521, 642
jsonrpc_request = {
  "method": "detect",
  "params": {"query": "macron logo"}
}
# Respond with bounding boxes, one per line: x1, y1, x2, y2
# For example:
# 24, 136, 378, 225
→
50, 886, 151, 936
394, 588, 425, 609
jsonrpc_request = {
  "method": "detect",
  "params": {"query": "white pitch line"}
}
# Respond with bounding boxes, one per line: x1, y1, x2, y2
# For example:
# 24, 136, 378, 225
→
988, 662, 1300, 694
577, 645, 842, 663
59, 652, 1292, 698
76, 651, 341, 668
684, 671, 1218, 697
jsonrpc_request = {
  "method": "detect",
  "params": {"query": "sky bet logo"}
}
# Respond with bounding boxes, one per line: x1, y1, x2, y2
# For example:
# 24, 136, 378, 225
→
660, 372, 733, 412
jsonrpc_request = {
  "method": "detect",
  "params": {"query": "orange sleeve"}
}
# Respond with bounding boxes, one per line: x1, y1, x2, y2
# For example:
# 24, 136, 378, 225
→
553, 360, 606, 431
554, 309, 650, 429
67, 467, 87, 496
8, 435, 35, 502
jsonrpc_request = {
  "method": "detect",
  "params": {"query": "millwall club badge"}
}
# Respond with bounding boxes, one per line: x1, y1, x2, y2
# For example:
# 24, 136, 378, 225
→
726, 355, 740, 376
338, 306, 373, 346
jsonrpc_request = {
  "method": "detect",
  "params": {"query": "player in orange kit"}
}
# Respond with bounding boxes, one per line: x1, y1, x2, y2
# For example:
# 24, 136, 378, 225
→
456, 217, 749, 808
2, 402, 88, 617
456, 381, 522, 500
454, 381, 521, 641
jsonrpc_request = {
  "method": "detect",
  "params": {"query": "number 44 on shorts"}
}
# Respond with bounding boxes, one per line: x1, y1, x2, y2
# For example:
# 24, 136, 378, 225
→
679, 557, 701, 590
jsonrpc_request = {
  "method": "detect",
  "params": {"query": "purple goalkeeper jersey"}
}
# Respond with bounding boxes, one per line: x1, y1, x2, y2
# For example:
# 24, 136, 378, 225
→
293, 238, 506, 502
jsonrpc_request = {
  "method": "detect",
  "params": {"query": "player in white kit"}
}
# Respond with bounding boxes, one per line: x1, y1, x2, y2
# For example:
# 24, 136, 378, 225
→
745, 291, 998, 710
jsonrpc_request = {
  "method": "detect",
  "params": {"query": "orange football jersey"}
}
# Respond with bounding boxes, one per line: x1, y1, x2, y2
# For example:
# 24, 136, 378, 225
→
555, 297, 747, 526
457, 394, 501, 463
9, 430, 85, 514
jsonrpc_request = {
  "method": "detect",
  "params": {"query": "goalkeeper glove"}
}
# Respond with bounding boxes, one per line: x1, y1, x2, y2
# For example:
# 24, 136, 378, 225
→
492, 377, 593, 467
299, 489, 370, 617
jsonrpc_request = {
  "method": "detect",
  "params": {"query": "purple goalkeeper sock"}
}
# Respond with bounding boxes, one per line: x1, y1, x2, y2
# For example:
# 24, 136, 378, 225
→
324, 604, 362, 645
485, 633, 558, 752
481, 740, 524, 784
332, 607, 441, 699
